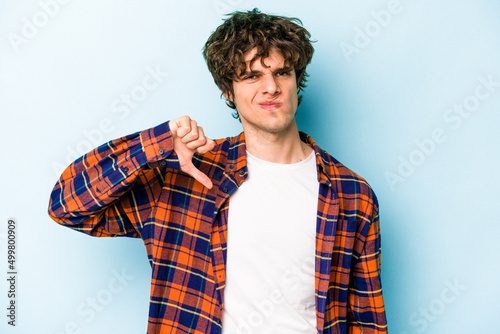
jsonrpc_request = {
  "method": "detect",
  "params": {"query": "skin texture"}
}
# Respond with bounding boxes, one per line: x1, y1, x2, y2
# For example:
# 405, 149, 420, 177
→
226, 47, 312, 164
228, 47, 298, 138
169, 47, 312, 189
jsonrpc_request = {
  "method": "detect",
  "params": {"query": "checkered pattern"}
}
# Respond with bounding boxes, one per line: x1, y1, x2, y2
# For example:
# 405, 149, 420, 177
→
48, 121, 387, 333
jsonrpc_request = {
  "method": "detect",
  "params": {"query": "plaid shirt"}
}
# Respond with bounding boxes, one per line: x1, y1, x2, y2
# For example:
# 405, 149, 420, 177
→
48, 121, 387, 334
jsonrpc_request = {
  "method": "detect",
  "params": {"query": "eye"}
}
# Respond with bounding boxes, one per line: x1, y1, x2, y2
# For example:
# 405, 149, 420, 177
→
277, 71, 291, 77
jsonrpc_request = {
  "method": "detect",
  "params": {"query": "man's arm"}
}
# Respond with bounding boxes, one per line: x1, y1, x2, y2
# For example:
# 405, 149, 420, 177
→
347, 201, 388, 333
48, 116, 214, 237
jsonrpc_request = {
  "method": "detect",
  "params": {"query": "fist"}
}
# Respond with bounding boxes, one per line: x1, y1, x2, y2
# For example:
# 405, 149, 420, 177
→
168, 116, 216, 189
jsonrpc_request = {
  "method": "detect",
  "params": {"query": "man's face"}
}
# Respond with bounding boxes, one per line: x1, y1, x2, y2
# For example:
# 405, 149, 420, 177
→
226, 47, 299, 136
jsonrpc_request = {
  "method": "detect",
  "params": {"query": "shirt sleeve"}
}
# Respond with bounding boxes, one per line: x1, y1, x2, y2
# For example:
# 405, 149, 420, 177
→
47, 121, 181, 238
347, 199, 388, 333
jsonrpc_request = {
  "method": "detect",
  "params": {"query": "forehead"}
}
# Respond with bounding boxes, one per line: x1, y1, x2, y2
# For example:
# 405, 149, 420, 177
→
243, 47, 286, 69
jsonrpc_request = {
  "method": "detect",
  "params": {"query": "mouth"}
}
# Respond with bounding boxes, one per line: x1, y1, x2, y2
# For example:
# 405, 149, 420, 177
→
259, 102, 282, 110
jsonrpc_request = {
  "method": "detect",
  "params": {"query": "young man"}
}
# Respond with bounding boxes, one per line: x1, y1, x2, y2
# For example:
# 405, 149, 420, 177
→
49, 9, 387, 334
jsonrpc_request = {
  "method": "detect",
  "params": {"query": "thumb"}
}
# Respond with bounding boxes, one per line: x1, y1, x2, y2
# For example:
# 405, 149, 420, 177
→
181, 162, 213, 189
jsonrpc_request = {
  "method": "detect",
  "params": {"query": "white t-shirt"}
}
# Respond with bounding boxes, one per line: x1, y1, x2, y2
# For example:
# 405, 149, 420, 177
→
222, 150, 319, 334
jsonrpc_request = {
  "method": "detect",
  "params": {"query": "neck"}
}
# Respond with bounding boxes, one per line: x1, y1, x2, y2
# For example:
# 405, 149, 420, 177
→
243, 121, 313, 164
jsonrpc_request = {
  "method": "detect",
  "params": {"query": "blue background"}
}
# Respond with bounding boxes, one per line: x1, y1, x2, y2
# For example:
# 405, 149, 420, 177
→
1, 1, 499, 333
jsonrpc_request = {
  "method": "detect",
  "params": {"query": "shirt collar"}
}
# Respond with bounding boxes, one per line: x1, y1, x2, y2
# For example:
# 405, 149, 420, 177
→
299, 131, 333, 186
226, 131, 334, 187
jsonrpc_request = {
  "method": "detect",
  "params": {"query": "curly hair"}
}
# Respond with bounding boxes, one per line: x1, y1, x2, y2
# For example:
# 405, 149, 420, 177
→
202, 8, 314, 119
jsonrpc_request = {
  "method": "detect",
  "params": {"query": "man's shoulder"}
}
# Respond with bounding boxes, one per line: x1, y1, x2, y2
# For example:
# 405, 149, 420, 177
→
208, 132, 246, 158
320, 150, 380, 222
301, 132, 377, 202
212, 134, 243, 148
192, 133, 245, 170
325, 151, 375, 197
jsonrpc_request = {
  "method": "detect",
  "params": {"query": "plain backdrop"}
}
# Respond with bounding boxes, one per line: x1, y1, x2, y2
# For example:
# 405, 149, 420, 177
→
1, 1, 499, 333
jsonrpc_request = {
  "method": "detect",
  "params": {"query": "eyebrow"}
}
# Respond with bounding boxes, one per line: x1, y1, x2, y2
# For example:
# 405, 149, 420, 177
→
240, 66, 294, 77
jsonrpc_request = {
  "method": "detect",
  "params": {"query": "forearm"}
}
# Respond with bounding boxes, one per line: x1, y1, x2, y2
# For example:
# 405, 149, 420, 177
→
48, 121, 179, 236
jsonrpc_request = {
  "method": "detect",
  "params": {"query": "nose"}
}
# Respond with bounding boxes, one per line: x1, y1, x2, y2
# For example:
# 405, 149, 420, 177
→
261, 74, 280, 96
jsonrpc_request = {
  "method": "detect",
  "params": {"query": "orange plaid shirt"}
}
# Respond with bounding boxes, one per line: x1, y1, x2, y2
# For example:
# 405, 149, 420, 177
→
48, 121, 387, 333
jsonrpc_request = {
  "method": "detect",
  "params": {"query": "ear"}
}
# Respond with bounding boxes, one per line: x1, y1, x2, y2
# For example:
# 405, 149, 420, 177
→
222, 89, 234, 103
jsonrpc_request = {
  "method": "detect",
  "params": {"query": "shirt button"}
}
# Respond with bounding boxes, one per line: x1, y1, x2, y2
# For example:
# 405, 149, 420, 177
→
239, 170, 245, 176
229, 164, 234, 170
222, 187, 228, 193
123, 167, 129, 172
161, 160, 166, 166
158, 149, 164, 155
215, 318, 221, 325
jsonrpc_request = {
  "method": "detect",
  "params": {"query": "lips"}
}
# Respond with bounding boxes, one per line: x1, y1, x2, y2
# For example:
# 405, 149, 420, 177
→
259, 102, 282, 110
